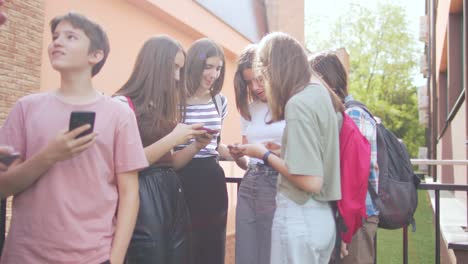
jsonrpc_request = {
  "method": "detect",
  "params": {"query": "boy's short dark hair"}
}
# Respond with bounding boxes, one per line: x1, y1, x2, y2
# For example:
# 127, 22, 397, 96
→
50, 12, 110, 76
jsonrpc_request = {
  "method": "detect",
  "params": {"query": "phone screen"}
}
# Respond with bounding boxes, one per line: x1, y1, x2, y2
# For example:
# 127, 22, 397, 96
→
0, 152, 20, 166
200, 127, 219, 134
69, 111, 96, 138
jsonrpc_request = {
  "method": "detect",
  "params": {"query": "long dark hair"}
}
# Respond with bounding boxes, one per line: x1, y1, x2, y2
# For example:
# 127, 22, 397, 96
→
309, 52, 347, 112
115, 35, 186, 146
310, 52, 348, 101
234, 44, 257, 121
185, 38, 225, 97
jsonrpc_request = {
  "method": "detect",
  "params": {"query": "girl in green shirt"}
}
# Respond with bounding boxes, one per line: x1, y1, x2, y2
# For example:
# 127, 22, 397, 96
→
236, 32, 342, 264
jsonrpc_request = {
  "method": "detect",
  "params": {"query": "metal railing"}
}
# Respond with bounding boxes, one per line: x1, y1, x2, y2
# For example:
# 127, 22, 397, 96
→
229, 159, 468, 264
1, 160, 467, 263
409, 182, 468, 264
228, 175, 468, 264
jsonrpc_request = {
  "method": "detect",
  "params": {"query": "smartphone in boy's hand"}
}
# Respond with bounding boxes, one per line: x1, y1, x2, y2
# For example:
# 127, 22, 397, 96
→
69, 111, 96, 138
0, 152, 20, 166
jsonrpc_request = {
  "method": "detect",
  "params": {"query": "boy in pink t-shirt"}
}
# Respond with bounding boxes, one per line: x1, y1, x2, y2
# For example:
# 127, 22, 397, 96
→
0, 13, 148, 264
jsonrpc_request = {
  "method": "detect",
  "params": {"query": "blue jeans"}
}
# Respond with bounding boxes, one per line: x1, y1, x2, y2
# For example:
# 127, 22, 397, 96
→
235, 163, 278, 264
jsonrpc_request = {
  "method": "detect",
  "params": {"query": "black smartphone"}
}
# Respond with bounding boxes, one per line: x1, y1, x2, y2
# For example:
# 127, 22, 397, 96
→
0, 152, 20, 166
69, 111, 96, 138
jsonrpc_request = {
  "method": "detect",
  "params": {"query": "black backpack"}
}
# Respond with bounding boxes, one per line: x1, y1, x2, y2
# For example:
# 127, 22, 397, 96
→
346, 100, 420, 230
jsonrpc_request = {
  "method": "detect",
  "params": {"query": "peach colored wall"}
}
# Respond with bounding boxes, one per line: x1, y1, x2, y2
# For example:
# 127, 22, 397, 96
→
128, 0, 252, 55
40, 0, 248, 148
434, 0, 467, 204
40, 0, 253, 237
450, 102, 467, 200
266, 0, 304, 44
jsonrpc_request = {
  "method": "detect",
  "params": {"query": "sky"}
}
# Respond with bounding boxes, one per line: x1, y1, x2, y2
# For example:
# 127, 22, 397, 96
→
305, 0, 427, 86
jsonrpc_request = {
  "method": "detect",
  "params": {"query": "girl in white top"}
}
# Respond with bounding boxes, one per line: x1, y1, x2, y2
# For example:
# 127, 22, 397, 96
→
229, 45, 285, 264
236, 33, 342, 264
176, 38, 230, 264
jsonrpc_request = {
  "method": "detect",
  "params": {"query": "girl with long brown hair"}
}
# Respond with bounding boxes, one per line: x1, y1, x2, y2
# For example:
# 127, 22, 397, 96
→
228, 44, 285, 264
175, 38, 230, 264
236, 32, 342, 264
115, 35, 212, 264
310, 52, 379, 264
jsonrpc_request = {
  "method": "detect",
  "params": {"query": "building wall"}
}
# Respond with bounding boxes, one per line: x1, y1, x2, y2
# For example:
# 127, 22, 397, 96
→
432, 0, 468, 207
1, 2, 305, 262
40, 0, 252, 145
0, 0, 44, 123
434, 0, 466, 188
266, 0, 304, 43
451, 102, 467, 200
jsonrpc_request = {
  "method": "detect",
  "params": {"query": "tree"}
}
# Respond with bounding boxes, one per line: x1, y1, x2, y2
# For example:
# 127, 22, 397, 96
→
306, 2, 425, 157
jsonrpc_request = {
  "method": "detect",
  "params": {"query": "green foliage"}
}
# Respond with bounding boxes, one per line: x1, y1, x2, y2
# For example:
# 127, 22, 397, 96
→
306, 2, 426, 157
377, 191, 435, 263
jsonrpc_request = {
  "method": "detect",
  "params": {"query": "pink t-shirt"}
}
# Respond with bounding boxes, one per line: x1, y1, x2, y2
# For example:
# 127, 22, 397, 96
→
0, 92, 148, 264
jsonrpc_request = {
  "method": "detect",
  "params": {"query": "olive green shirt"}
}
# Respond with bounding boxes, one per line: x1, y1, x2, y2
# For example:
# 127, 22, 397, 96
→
278, 83, 342, 204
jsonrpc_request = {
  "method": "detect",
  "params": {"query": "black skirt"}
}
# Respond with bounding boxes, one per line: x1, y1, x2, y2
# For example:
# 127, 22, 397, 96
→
177, 157, 228, 264
126, 166, 191, 264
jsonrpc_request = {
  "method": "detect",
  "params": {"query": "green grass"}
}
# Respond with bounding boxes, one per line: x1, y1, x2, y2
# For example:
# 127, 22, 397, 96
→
377, 190, 435, 263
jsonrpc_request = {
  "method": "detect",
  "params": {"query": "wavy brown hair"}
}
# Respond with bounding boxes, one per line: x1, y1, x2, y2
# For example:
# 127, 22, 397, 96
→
255, 32, 311, 121
309, 52, 346, 112
234, 44, 257, 121
185, 38, 225, 97
115, 35, 186, 146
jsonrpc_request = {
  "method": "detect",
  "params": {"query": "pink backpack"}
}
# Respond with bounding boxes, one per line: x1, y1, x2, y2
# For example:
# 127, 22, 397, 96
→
125, 96, 135, 112
337, 112, 371, 243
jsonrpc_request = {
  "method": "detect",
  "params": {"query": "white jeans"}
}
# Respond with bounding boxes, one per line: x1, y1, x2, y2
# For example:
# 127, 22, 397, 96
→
270, 192, 336, 264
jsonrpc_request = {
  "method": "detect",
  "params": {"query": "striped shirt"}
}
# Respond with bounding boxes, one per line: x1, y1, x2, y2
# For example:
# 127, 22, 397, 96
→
345, 95, 379, 216
176, 95, 228, 158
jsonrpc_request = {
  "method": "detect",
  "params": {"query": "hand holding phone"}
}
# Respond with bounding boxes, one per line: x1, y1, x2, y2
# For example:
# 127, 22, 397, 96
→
69, 111, 96, 138
197, 127, 219, 135
227, 143, 244, 160
0, 152, 20, 167
264, 141, 281, 151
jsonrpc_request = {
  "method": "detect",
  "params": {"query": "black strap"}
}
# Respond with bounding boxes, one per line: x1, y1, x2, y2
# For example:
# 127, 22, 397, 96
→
212, 94, 223, 148
0, 198, 6, 257
345, 100, 376, 120
368, 182, 379, 201
212, 94, 223, 119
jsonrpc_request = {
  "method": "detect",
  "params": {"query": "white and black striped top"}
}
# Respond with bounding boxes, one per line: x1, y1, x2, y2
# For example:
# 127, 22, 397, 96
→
176, 95, 228, 158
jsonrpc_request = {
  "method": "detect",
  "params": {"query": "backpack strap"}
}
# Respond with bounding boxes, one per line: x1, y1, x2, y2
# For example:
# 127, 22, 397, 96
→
125, 96, 136, 112
345, 100, 376, 120
212, 94, 223, 121
330, 201, 345, 264
114, 95, 136, 112
212, 94, 224, 147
